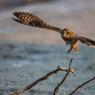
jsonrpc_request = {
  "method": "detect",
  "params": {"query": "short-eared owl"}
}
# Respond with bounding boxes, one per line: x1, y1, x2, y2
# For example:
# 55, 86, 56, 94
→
13, 12, 95, 53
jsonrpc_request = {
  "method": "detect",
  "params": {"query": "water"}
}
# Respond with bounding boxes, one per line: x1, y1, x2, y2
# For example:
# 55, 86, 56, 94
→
0, 43, 95, 95
0, 0, 95, 95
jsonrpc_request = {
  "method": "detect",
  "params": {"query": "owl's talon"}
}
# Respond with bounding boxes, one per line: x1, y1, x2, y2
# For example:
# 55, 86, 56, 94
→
67, 50, 71, 54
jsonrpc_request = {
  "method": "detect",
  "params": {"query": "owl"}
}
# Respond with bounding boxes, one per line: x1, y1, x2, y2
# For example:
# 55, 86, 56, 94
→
12, 12, 95, 53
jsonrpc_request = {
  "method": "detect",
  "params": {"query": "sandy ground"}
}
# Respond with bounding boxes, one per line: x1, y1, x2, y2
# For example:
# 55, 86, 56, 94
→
0, 0, 95, 44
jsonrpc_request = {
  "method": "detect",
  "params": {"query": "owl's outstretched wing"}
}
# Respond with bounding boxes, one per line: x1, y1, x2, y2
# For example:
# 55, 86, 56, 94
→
69, 36, 95, 47
12, 12, 62, 33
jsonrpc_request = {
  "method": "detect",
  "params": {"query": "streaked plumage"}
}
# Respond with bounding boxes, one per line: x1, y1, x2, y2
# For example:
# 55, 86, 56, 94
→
13, 12, 95, 53
13, 12, 62, 33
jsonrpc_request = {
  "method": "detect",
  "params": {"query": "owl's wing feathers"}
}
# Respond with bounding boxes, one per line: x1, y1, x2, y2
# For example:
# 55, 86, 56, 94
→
13, 12, 62, 33
69, 36, 95, 47
12, 18, 22, 24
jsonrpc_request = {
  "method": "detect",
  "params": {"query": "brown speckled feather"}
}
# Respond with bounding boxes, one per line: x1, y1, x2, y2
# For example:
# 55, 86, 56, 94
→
12, 12, 95, 52
68, 36, 95, 47
13, 12, 62, 33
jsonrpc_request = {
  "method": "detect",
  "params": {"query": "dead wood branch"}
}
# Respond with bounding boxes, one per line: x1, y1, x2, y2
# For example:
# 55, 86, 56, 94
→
9, 65, 75, 95
53, 58, 73, 95
68, 75, 95, 95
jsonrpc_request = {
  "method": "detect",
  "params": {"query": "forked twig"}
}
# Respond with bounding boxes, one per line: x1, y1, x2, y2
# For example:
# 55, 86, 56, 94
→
9, 64, 75, 95
68, 75, 95, 95
53, 58, 73, 95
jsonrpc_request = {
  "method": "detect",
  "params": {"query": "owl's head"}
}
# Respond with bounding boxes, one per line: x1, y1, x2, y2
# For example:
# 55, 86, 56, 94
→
61, 28, 74, 38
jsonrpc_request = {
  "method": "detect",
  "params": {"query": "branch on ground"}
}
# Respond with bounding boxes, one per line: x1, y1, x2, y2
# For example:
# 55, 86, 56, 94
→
9, 63, 75, 95
68, 75, 95, 95
53, 58, 74, 95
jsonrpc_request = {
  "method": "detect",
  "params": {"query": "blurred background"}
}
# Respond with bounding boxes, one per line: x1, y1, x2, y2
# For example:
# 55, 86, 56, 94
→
0, 0, 52, 11
0, 0, 95, 95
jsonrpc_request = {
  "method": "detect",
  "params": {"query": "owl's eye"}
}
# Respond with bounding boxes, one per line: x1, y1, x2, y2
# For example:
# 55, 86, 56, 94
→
66, 31, 69, 35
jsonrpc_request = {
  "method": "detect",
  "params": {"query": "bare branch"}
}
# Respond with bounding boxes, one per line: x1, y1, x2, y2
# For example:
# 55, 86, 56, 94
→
53, 58, 74, 95
9, 65, 75, 95
68, 76, 95, 95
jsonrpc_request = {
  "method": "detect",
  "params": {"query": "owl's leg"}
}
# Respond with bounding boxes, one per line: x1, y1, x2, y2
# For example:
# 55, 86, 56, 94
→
67, 44, 74, 53
73, 42, 78, 53
67, 41, 78, 53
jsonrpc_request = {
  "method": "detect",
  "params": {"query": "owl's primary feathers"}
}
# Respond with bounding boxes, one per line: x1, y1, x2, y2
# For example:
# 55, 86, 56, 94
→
13, 12, 95, 53
13, 12, 62, 33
